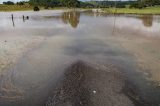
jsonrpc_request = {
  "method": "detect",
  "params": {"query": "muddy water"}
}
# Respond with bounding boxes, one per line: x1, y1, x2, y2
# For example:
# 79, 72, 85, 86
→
0, 10, 160, 106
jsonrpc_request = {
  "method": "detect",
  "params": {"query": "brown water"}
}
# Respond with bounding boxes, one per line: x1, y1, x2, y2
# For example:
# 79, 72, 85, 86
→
0, 10, 160, 106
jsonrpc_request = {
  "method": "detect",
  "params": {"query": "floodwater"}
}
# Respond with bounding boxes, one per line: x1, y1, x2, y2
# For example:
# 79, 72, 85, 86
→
0, 10, 160, 106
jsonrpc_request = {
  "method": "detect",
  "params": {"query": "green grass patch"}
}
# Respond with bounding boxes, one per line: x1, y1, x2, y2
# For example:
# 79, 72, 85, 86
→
103, 7, 160, 15
0, 4, 33, 11
0, 4, 71, 11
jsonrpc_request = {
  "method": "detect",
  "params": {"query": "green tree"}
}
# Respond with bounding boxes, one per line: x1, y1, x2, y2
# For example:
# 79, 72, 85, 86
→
60, 0, 80, 8
3, 1, 14, 5
29, 0, 80, 7
130, 0, 160, 8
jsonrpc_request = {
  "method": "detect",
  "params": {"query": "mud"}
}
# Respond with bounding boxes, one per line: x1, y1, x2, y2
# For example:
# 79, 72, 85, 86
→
45, 61, 135, 106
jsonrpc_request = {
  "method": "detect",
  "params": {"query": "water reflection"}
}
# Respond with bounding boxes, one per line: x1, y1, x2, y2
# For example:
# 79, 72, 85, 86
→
141, 15, 153, 27
61, 11, 80, 28
44, 11, 80, 28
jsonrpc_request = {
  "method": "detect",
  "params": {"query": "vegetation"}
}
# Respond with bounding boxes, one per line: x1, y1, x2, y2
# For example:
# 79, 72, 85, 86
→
0, 0, 160, 14
34, 6, 40, 11
3, 1, 14, 5
103, 7, 160, 15
60, 0, 80, 8
85, 1, 136, 8
0, 4, 33, 11
130, 0, 160, 8
16, 1, 26, 5
29, 0, 80, 8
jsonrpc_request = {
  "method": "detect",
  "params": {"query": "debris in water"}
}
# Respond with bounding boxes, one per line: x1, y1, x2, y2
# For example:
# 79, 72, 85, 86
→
93, 90, 96, 94
158, 83, 160, 87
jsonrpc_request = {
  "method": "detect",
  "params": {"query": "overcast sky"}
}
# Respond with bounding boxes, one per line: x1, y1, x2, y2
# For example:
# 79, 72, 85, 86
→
0, 0, 130, 4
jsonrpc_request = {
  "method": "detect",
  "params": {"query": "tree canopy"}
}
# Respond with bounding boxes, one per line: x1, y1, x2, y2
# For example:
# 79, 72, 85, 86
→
130, 0, 160, 8
28, 0, 160, 9
29, 0, 80, 8
3, 1, 14, 5
60, 0, 80, 8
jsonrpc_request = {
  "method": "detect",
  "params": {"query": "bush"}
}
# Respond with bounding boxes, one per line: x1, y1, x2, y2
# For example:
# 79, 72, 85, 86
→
33, 6, 40, 11
17, 1, 25, 5
129, 2, 146, 9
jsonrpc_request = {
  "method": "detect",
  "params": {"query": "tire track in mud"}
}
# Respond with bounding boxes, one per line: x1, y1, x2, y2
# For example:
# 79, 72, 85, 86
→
45, 60, 135, 106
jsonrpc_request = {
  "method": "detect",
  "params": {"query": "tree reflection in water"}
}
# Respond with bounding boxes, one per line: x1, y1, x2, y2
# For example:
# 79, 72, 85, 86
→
141, 15, 153, 27
61, 11, 80, 28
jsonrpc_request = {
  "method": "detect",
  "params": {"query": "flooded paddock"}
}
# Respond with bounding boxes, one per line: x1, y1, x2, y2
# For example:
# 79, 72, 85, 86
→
0, 10, 160, 106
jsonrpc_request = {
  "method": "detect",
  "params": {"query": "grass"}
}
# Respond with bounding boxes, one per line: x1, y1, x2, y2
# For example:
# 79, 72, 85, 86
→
102, 7, 160, 15
0, 4, 33, 11
0, 4, 71, 12
1, 4, 160, 14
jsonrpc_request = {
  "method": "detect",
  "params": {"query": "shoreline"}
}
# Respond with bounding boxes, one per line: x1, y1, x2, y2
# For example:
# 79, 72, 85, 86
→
1, 7, 160, 15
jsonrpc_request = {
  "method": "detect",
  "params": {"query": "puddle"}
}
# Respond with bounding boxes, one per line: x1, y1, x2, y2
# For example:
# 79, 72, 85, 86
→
0, 10, 160, 106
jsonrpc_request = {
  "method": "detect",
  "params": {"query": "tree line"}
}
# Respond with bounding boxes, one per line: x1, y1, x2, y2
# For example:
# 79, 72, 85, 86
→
2, 0, 160, 9
130, 0, 160, 8
3, 1, 28, 5
28, 0, 160, 8
29, 0, 81, 8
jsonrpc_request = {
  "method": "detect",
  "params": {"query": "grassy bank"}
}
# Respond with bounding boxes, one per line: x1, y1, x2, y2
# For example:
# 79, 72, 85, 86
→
0, 4, 33, 11
0, 4, 69, 12
1, 4, 160, 15
103, 7, 160, 15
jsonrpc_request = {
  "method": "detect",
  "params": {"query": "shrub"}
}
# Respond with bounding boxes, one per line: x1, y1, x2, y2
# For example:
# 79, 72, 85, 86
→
33, 6, 40, 11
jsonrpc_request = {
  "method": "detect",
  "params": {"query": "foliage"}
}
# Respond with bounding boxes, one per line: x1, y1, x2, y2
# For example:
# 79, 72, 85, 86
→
60, 0, 80, 8
29, 0, 80, 8
130, 0, 160, 9
85, 1, 136, 8
80, 2, 94, 8
34, 6, 40, 11
17, 1, 25, 5
3, 1, 14, 5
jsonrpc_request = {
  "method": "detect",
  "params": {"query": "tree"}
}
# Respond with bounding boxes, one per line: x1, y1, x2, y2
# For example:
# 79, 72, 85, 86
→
17, 1, 25, 5
130, 0, 160, 8
3, 1, 14, 5
29, 0, 46, 6
34, 6, 40, 11
60, 0, 80, 8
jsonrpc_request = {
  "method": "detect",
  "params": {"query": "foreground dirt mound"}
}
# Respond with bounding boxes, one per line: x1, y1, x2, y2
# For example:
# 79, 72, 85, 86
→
46, 61, 134, 106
